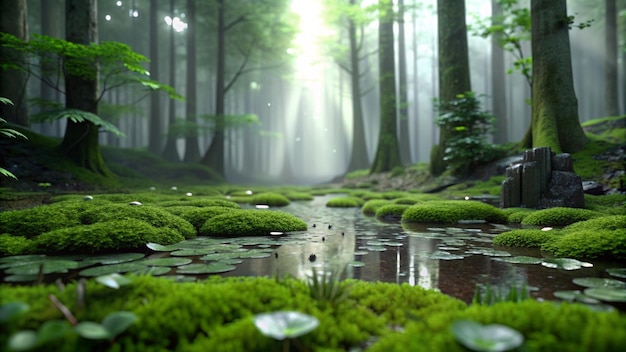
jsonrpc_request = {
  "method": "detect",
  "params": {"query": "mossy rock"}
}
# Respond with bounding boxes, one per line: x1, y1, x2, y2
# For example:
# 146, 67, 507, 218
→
502, 207, 535, 223
250, 192, 291, 207
493, 229, 558, 248
521, 207, 603, 227
368, 300, 626, 352
33, 219, 184, 254
362, 200, 392, 216
79, 203, 196, 239
163, 206, 237, 231
540, 215, 626, 259
326, 196, 365, 208
375, 204, 410, 221
199, 209, 307, 236
401, 200, 508, 224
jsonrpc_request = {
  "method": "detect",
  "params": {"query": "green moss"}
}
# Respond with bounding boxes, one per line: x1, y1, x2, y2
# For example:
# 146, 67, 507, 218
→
520, 207, 602, 227
572, 139, 622, 181
325, 196, 364, 208
344, 169, 370, 180
585, 194, 626, 215
79, 203, 196, 239
502, 207, 535, 223
250, 192, 291, 206
361, 199, 392, 216
0, 233, 35, 255
158, 198, 240, 209
401, 200, 507, 224
34, 219, 184, 254
493, 229, 558, 248
199, 209, 307, 237
163, 206, 236, 231
393, 194, 441, 205
375, 204, 410, 221
284, 192, 314, 201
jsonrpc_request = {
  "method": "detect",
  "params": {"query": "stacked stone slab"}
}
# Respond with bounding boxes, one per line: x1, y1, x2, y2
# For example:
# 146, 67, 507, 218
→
500, 147, 584, 209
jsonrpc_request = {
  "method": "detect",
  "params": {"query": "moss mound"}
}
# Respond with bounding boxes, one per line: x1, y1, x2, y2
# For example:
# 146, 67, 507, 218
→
493, 229, 558, 248
375, 204, 410, 221
540, 215, 626, 259
163, 206, 237, 231
284, 192, 314, 201
585, 194, 626, 215
362, 199, 392, 216
79, 203, 196, 239
501, 207, 535, 223
369, 300, 626, 352
250, 192, 291, 206
200, 209, 307, 236
520, 207, 602, 227
326, 196, 364, 208
158, 198, 240, 209
33, 219, 184, 254
401, 200, 507, 224
0, 201, 95, 238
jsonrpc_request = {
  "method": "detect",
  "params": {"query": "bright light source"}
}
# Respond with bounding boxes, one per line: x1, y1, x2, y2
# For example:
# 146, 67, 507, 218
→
267, 102, 271, 107
129, 9, 138, 18
116, 1, 122, 6
250, 81, 260, 90
105, 15, 111, 21
164, 16, 172, 25
286, 48, 296, 55
172, 17, 187, 32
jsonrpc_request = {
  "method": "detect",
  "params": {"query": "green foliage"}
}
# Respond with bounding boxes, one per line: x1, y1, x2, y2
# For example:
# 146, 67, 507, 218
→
361, 199, 392, 216
325, 196, 364, 208
31, 109, 123, 137
162, 206, 235, 232
1, 97, 27, 179
306, 266, 352, 308
375, 204, 410, 221
520, 207, 602, 227
493, 229, 557, 248
250, 192, 291, 207
344, 169, 370, 180
501, 207, 535, 223
199, 209, 307, 237
434, 92, 503, 175
401, 200, 508, 224
472, 283, 531, 306
0, 234, 35, 256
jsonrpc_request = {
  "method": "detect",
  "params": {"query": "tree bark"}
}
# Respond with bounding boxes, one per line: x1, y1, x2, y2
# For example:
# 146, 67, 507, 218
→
40, 0, 64, 137
184, 0, 201, 163
0, 0, 29, 126
605, 0, 619, 117
397, 0, 412, 165
60, 0, 112, 177
430, 0, 471, 175
147, 0, 163, 155
161, 0, 181, 162
528, 0, 587, 154
491, 0, 508, 144
370, 0, 402, 174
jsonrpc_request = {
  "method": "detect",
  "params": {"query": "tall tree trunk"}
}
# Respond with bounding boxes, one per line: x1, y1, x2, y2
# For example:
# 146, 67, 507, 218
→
161, 0, 180, 162
148, 0, 163, 154
528, 0, 587, 153
346, 1, 369, 172
370, 0, 402, 174
605, 0, 619, 117
61, 0, 112, 177
491, 0, 508, 144
40, 0, 64, 137
397, 0, 412, 165
430, 0, 471, 175
184, 0, 201, 163
200, 0, 226, 177
0, 0, 29, 126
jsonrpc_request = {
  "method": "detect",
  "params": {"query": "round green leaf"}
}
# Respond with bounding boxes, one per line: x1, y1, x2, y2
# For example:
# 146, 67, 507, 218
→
583, 287, 626, 302
607, 268, 626, 279
82, 253, 145, 265
79, 262, 147, 277
4, 274, 38, 283
254, 311, 319, 340
176, 263, 237, 274
553, 290, 600, 304
0, 302, 29, 323
95, 273, 133, 289
451, 320, 524, 352
541, 258, 593, 270
573, 277, 626, 289
102, 311, 138, 338
8, 330, 37, 351
74, 322, 111, 340
133, 266, 171, 276
494, 256, 542, 264
4, 260, 78, 275
146, 243, 179, 252
36, 320, 70, 345
140, 257, 192, 266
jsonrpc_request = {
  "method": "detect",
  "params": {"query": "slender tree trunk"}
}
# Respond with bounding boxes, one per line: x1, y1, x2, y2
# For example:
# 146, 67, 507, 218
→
370, 0, 402, 174
397, 0, 412, 165
200, 0, 226, 176
430, 0, 471, 175
161, 0, 180, 162
528, 0, 587, 153
147, 0, 163, 154
184, 0, 201, 162
0, 0, 29, 126
605, 0, 619, 117
40, 0, 64, 136
491, 0, 508, 144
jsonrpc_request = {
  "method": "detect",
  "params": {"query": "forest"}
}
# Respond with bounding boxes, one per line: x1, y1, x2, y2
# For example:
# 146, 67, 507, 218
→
0, 0, 624, 185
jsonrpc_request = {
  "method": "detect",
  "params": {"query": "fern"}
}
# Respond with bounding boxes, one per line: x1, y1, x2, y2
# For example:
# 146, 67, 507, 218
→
31, 109, 124, 136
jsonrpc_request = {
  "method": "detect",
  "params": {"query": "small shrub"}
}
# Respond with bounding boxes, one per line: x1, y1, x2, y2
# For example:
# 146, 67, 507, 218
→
159, 198, 240, 209
493, 229, 558, 248
200, 209, 307, 237
325, 197, 364, 208
401, 200, 507, 224
521, 207, 602, 227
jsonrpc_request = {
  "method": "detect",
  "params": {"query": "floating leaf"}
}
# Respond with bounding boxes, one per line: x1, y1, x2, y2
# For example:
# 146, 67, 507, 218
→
0, 302, 29, 323
553, 290, 600, 304
95, 273, 133, 289
79, 262, 147, 277
348, 261, 366, 267
466, 248, 511, 257
102, 311, 138, 338
494, 256, 542, 265
429, 250, 464, 260
573, 277, 626, 289
4, 260, 78, 275
584, 288, 626, 302
451, 320, 524, 352
146, 243, 179, 252
140, 258, 192, 267
82, 253, 145, 265
4, 274, 38, 283
607, 268, 626, 279
254, 311, 319, 340
176, 263, 237, 274
0, 255, 46, 264
133, 266, 171, 276
170, 248, 216, 257
541, 258, 593, 270
74, 322, 111, 340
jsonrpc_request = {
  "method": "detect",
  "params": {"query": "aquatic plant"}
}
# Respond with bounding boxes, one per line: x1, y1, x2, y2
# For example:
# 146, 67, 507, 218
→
199, 209, 307, 237
306, 266, 351, 307
493, 229, 557, 248
254, 311, 319, 350
375, 204, 410, 221
520, 207, 602, 227
472, 283, 531, 306
361, 199, 392, 216
401, 200, 508, 224
325, 196, 364, 208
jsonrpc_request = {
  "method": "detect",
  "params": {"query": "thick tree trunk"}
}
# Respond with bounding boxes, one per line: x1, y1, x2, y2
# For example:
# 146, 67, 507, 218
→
0, 0, 29, 126
430, 0, 471, 175
529, 0, 587, 153
60, 0, 112, 177
147, 0, 163, 155
370, 0, 402, 174
491, 0, 508, 144
605, 0, 618, 117
184, 0, 201, 163
397, 0, 412, 165
40, 0, 64, 137
161, 0, 181, 162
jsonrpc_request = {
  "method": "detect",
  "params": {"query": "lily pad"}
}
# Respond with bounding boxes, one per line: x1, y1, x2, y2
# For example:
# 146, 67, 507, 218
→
254, 311, 319, 340
429, 250, 464, 260
176, 263, 237, 274
140, 258, 192, 267
553, 290, 601, 304
607, 268, 626, 279
466, 248, 511, 257
133, 266, 172, 276
573, 277, 626, 289
451, 320, 524, 352
78, 262, 147, 277
170, 248, 216, 257
200, 252, 242, 261
541, 258, 593, 270
348, 261, 366, 267
146, 243, 180, 252
82, 253, 145, 265
0, 255, 46, 264
4, 274, 39, 283
584, 287, 626, 302
4, 260, 78, 275
494, 256, 542, 265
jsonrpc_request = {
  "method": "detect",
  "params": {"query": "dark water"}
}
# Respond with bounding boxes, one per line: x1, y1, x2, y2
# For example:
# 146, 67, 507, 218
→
222, 195, 621, 305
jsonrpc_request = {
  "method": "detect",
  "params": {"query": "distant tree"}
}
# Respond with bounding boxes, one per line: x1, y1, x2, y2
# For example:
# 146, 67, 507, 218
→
0, 0, 29, 126
148, 0, 163, 155
39, 0, 64, 137
491, 0, 508, 144
184, 0, 201, 163
397, 0, 412, 165
370, 0, 402, 174
161, 0, 181, 163
429, 0, 471, 176
605, 0, 619, 117
521, 0, 587, 153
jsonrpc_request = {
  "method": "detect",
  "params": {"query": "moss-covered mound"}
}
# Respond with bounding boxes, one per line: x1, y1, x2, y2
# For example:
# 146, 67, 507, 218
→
326, 196, 365, 208
401, 200, 507, 224
493, 229, 557, 248
284, 192, 314, 201
541, 215, 626, 259
375, 204, 410, 221
585, 194, 626, 215
199, 209, 307, 236
158, 198, 240, 209
0, 201, 95, 238
250, 192, 291, 206
501, 207, 535, 223
520, 207, 602, 227
362, 199, 392, 216
163, 206, 237, 231
369, 300, 626, 352
392, 194, 441, 205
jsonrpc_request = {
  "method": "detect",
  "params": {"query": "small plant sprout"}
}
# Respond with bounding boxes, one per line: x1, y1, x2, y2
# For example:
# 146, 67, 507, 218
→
451, 320, 524, 352
254, 311, 319, 351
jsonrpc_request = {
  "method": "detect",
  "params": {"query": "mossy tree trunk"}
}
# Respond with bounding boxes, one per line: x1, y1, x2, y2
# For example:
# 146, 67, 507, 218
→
429, 0, 471, 176
60, 0, 112, 177
370, 0, 402, 174
521, 0, 587, 154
